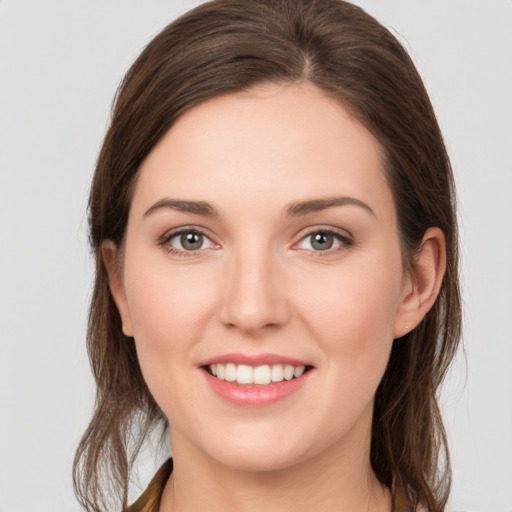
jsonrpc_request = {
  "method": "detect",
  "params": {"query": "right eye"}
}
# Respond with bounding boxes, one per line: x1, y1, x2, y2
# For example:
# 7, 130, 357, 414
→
159, 228, 216, 256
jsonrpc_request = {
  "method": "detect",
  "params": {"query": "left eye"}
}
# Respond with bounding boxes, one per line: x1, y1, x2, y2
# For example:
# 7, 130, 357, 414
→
166, 230, 213, 253
296, 230, 351, 252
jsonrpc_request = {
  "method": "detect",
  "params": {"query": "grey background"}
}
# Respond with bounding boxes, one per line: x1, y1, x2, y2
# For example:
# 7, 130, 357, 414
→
1, 1, 511, 511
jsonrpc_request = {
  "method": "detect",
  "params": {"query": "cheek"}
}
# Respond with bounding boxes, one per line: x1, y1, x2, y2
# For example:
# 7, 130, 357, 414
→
122, 251, 217, 388
294, 249, 403, 385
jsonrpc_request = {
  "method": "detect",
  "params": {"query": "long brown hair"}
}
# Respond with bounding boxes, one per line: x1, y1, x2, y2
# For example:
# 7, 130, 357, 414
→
74, 1, 461, 510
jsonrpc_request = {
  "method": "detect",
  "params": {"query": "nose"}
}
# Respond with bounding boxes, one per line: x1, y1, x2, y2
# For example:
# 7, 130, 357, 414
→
219, 246, 290, 334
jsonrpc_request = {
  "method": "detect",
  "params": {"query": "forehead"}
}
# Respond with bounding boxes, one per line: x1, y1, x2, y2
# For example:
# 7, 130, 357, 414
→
132, 82, 394, 222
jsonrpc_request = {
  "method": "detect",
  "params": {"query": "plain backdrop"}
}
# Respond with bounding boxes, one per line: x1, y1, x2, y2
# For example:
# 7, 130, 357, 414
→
1, 1, 511, 511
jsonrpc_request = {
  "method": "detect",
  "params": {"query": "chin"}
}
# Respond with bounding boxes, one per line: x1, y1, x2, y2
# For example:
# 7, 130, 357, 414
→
210, 445, 305, 473
198, 425, 317, 473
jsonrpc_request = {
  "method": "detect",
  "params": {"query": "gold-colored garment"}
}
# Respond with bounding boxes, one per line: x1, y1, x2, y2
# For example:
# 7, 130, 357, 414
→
126, 459, 173, 512
126, 459, 411, 512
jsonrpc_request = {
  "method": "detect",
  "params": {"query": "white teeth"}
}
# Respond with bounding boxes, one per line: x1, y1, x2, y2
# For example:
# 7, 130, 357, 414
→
253, 365, 271, 385
271, 364, 284, 382
283, 365, 294, 381
236, 364, 253, 384
208, 362, 308, 384
225, 362, 237, 382
293, 365, 305, 378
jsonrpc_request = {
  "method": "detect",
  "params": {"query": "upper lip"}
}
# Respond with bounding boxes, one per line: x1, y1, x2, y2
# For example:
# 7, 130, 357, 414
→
199, 353, 312, 368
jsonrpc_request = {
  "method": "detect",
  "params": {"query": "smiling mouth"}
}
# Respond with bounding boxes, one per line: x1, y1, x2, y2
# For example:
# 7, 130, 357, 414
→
204, 363, 313, 385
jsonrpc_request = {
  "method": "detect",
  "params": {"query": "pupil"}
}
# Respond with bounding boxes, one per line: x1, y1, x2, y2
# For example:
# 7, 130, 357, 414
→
181, 232, 202, 250
312, 232, 333, 250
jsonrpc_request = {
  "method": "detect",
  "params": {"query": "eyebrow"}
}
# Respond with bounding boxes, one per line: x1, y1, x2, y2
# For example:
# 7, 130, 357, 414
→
283, 196, 375, 217
144, 199, 221, 218
144, 195, 375, 219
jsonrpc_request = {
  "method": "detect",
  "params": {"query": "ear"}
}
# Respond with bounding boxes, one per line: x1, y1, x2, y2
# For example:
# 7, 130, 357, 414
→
393, 227, 446, 338
102, 240, 133, 337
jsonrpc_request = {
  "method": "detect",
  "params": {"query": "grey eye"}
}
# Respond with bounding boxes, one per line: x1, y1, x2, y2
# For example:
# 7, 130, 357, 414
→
179, 232, 204, 250
310, 232, 335, 251
168, 231, 211, 252
295, 229, 352, 253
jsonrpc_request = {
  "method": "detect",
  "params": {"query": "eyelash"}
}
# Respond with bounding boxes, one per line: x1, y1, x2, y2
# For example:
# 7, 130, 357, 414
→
158, 227, 354, 257
295, 227, 354, 257
158, 227, 215, 257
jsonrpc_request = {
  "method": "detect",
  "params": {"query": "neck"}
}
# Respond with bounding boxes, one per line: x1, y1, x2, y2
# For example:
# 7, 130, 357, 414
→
159, 428, 391, 512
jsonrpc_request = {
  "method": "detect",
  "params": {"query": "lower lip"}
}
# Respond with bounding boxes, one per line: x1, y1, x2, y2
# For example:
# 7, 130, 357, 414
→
202, 369, 312, 407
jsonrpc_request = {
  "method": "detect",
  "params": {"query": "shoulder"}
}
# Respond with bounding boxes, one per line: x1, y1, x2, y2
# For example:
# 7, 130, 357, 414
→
126, 459, 173, 512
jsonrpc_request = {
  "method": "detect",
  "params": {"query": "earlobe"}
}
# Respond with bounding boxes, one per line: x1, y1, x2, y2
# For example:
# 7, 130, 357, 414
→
101, 240, 134, 337
394, 227, 446, 338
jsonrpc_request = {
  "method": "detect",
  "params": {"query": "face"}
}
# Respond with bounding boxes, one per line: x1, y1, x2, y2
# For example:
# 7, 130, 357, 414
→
107, 82, 414, 472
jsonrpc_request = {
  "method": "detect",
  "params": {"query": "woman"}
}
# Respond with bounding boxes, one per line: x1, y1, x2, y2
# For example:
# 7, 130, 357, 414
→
73, 1, 461, 511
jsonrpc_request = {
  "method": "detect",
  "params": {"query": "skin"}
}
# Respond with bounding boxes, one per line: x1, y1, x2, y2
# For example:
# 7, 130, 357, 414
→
104, 82, 445, 512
